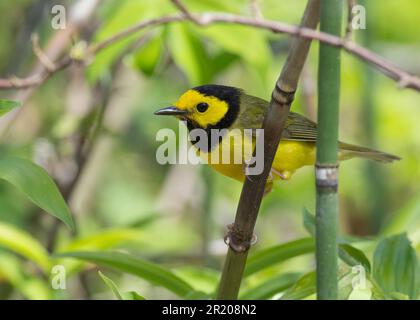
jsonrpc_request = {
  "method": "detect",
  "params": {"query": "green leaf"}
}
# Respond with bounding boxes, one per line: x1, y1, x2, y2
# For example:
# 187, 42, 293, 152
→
98, 271, 123, 300
280, 271, 316, 300
302, 208, 372, 273
0, 157, 74, 230
0, 222, 51, 272
60, 228, 143, 252
57, 251, 194, 297
373, 233, 419, 299
281, 267, 355, 300
339, 243, 371, 274
87, 0, 168, 82
198, 24, 271, 77
240, 273, 301, 300
0, 252, 52, 299
57, 228, 144, 276
122, 291, 146, 300
302, 207, 315, 236
167, 24, 210, 85
0, 99, 20, 116
244, 238, 315, 277
173, 266, 219, 294
99, 270, 146, 300
131, 33, 163, 76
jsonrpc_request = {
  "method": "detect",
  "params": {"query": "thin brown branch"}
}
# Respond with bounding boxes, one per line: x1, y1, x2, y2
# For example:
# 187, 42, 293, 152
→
1, 11, 420, 91
217, 0, 320, 299
31, 34, 57, 72
0, 57, 71, 89
170, 0, 203, 25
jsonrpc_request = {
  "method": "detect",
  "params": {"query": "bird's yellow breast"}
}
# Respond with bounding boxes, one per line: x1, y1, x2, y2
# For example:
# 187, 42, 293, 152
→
196, 131, 316, 182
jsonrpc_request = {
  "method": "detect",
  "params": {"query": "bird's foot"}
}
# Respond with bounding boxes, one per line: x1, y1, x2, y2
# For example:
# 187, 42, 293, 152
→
242, 160, 254, 182
271, 168, 292, 180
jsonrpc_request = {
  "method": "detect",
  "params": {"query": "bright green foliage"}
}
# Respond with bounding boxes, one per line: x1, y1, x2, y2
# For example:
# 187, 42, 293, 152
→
373, 233, 419, 299
244, 238, 315, 277
168, 24, 211, 85
0, 100, 20, 116
57, 251, 195, 298
0, 223, 50, 272
0, 157, 74, 230
240, 273, 301, 299
98, 271, 124, 299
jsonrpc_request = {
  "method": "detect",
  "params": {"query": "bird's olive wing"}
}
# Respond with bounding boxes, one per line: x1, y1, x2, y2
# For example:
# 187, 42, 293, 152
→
235, 94, 318, 141
283, 112, 318, 141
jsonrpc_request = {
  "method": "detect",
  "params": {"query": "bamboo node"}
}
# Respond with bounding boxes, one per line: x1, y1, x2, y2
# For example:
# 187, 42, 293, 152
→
223, 223, 257, 253
315, 163, 339, 188
272, 84, 296, 105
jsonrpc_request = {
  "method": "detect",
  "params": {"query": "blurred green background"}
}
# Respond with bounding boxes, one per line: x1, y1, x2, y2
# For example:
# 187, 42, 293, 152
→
0, 0, 419, 299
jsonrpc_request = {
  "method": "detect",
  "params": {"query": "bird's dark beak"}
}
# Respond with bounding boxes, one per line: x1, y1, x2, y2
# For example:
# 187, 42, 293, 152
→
154, 106, 187, 116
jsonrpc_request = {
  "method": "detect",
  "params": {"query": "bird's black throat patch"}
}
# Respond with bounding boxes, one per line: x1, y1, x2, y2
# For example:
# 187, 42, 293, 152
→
187, 85, 241, 153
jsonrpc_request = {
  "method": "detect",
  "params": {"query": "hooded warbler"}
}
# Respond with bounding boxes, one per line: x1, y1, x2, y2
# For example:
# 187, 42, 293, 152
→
155, 84, 400, 193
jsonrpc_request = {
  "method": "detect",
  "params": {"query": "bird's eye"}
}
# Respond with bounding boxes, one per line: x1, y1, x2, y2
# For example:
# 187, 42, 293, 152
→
196, 102, 209, 113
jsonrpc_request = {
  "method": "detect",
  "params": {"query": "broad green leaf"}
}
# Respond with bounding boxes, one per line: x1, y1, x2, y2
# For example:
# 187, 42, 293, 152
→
302, 207, 315, 236
173, 266, 219, 294
198, 24, 271, 77
87, 0, 169, 82
98, 271, 123, 300
0, 252, 52, 299
244, 238, 315, 277
60, 228, 143, 252
99, 270, 146, 300
302, 208, 372, 272
184, 290, 211, 300
388, 292, 409, 300
0, 99, 20, 116
122, 291, 146, 300
281, 267, 355, 300
57, 251, 194, 297
240, 273, 301, 300
167, 24, 210, 85
373, 233, 419, 299
131, 33, 163, 76
370, 278, 389, 300
0, 223, 50, 272
57, 228, 144, 276
280, 271, 316, 300
339, 244, 371, 274
0, 157, 74, 230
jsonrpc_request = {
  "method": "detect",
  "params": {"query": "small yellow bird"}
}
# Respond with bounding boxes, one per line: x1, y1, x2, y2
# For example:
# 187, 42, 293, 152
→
155, 85, 400, 193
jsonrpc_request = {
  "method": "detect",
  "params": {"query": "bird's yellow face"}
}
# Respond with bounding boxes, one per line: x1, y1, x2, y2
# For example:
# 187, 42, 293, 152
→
173, 89, 229, 128
155, 85, 242, 131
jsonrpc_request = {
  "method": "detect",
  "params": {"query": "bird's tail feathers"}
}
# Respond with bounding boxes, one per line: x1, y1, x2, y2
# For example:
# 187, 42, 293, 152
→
339, 142, 401, 163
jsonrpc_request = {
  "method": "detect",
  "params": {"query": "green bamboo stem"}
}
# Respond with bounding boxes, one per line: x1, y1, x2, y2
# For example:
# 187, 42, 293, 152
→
315, 0, 343, 300
216, 0, 320, 300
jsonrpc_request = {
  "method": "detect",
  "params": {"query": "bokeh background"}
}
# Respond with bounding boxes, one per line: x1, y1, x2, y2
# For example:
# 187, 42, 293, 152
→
0, 0, 419, 299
